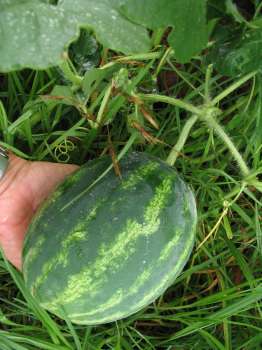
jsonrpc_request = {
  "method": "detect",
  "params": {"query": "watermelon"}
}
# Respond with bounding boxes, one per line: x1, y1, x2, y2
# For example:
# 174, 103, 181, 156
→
22, 152, 197, 325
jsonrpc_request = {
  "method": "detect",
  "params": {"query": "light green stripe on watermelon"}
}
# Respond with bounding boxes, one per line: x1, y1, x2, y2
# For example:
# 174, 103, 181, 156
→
121, 161, 159, 189
69, 268, 153, 319
71, 225, 195, 324
158, 230, 182, 261
40, 176, 174, 310
23, 184, 70, 267
131, 228, 195, 310
69, 229, 184, 320
144, 176, 172, 223
70, 289, 125, 319
30, 204, 100, 294
23, 235, 45, 280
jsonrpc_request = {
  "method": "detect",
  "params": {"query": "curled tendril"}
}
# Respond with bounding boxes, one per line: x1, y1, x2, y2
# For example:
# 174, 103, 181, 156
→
54, 139, 75, 163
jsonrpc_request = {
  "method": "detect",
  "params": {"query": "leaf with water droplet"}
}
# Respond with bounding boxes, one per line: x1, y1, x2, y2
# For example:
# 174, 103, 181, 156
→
0, 0, 77, 71
0, 0, 150, 72
61, 0, 150, 55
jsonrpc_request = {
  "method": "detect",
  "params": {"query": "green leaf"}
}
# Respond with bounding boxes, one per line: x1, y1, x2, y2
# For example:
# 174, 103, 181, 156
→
0, 0, 77, 72
120, 0, 209, 63
60, 0, 151, 55
211, 28, 262, 76
0, 0, 150, 72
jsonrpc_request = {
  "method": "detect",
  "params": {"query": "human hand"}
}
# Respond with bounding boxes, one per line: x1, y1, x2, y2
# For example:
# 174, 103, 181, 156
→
0, 154, 78, 270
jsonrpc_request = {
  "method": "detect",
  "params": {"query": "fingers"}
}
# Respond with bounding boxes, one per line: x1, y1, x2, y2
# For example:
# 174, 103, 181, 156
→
0, 217, 29, 270
0, 158, 79, 271
0, 193, 34, 270
28, 162, 79, 210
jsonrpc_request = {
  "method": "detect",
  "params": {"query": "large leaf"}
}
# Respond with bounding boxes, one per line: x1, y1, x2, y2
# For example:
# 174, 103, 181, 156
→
0, 0, 77, 72
0, 0, 150, 72
120, 0, 209, 63
60, 0, 151, 56
211, 28, 262, 76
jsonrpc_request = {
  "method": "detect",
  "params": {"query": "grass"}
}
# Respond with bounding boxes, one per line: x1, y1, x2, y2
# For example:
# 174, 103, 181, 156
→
0, 45, 262, 349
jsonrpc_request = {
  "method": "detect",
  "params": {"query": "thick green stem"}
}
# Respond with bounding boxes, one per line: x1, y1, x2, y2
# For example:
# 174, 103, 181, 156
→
138, 93, 201, 115
139, 87, 252, 179
166, 115, 198, 166
202, 114, 250, 177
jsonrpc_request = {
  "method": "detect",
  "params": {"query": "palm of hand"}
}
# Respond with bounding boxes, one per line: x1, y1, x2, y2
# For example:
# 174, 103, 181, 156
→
0, 155, 78, 270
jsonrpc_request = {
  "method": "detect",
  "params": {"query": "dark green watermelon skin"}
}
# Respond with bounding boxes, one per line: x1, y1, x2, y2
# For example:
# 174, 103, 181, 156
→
23, 152, 197, 325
